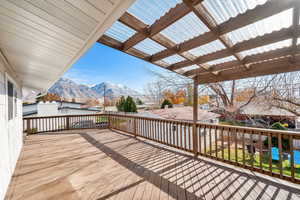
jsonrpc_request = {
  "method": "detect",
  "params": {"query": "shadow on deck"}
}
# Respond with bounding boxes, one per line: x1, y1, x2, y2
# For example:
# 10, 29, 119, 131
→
6, 129, 300, 200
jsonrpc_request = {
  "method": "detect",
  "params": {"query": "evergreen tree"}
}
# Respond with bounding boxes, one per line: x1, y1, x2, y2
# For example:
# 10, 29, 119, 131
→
161, 99, 173, 109
116, 96, 137, 113
116, 96, 126, 111
124, 96, 137, 113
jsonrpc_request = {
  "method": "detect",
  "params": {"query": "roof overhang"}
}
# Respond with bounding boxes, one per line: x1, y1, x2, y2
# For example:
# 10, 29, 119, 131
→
0, 0, 135, 91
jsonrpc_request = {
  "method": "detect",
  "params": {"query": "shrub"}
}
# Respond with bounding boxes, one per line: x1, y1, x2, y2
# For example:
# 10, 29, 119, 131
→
161, 99, 173, 109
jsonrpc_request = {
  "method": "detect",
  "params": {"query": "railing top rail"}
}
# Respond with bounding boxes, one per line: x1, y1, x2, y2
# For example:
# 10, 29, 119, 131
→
23, 113, 300, 137
23, 113, 107, 120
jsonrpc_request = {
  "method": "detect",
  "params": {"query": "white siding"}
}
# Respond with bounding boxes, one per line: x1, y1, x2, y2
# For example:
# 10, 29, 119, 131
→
0, 55, 23, 200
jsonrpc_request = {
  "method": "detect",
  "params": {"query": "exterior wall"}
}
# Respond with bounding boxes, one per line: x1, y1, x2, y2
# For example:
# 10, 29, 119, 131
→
59, 108, 99, 115
60, 102, 82, 109
0, 56, 23, 199
37, 102, 58, 116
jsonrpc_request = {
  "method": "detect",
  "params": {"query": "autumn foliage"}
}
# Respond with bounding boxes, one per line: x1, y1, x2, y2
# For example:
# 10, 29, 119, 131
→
198, 95, 209, 105
162, 89, 186, 104
36, 93, 61, 102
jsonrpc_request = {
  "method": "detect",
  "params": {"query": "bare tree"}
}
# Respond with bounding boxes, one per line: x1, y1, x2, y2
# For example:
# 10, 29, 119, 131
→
265, 72, 300, 116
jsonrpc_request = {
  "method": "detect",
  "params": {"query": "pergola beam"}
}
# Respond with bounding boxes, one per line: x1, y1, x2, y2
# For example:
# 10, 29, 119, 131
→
292, 4, 300, 61
119, 11, 210, 74
185, 45, 300, 77
151, 0, 294, 62
172, 26, 300, 72
183, 0, 247, 70
122, 3, 196, 51
196, 55, 300, 84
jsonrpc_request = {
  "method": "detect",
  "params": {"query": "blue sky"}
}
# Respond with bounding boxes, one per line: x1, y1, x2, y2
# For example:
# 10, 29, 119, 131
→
63, 43, 174, 93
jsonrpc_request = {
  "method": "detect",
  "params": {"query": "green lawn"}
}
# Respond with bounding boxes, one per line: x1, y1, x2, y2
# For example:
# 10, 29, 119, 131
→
210, 148, 300, 178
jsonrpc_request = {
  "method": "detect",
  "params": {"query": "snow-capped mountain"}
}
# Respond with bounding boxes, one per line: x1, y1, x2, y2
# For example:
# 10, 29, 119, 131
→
48, 78, 140, 99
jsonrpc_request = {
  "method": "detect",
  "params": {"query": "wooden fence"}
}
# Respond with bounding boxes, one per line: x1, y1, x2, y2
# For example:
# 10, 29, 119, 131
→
23, 113, 300, 184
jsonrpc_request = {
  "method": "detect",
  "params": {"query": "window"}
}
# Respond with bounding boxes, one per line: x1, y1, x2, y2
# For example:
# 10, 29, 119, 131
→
7, 80, 13, 120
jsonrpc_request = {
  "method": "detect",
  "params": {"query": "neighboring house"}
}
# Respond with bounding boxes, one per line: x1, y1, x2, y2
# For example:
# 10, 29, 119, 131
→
143, 106, 220, 124
23, 101, 101, 117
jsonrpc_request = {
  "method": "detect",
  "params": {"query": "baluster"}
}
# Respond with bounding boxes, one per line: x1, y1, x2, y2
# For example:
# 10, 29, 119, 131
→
289, 135, 295, 181
204, 126, 206, 155
235, 128, 238, 163
221, 127, 224, 160
259, 131, 263, 170
189, 123, 192, 151
209, 126, 212, 156
215, 126, 218, 158
228, 128, 231, 161
268, 133, 273, 174
278, 133, 283, 178
198, 125, 202, 154
242, 129, 246, 166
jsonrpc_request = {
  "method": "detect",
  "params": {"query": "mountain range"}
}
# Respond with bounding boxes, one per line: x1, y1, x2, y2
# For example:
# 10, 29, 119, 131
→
49, 78, 140, 99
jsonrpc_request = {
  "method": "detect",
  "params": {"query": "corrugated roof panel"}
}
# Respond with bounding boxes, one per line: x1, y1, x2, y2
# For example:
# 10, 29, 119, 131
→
176, 65, 199, 73
160, 12, 209, 44
226, 9, 293, 44
188, 40, 226, 57
127, 0, 182, 25
162, 54, 185, 65
133, 38, 166, 55
202, 0, 267, 24
105, 21, 136, 42
241, 39, 292, 57
206, 56, 237, 65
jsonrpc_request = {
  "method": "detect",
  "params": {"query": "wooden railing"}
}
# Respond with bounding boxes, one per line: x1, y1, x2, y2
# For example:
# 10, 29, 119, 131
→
23, 114, 109, 134
23, 113, 300, 183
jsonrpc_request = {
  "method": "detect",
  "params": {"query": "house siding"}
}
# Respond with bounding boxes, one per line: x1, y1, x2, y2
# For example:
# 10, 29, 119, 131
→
0, 56, 23, 200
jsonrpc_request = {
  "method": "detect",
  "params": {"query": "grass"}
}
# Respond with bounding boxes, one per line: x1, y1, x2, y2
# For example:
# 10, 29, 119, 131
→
208, 148, 300, 178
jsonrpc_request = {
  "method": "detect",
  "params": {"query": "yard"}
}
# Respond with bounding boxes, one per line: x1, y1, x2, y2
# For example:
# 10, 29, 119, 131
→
212, 148, 300, 178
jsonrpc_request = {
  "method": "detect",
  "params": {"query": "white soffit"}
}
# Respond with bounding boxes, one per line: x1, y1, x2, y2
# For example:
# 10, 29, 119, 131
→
0, 0, 135, 91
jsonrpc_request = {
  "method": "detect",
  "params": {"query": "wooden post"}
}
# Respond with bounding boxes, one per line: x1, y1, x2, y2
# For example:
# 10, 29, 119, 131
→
193, 79, 198, 156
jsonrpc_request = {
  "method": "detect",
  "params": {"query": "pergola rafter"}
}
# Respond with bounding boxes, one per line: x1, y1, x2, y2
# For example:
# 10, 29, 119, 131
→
118, 11, 211, 74
182, 0, 248, 71
99, 0, 300, 84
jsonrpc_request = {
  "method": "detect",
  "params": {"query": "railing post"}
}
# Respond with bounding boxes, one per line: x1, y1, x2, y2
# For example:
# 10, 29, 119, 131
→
193, 79, 199, 156
26, 119, 31, 135
66, 116, 70, 130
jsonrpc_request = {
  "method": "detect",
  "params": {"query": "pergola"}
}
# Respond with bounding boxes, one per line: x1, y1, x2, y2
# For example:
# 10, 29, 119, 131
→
98, 0, 300, 123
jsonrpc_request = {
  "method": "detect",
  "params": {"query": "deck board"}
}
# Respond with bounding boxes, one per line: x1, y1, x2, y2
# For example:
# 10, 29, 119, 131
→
5, 129, 300, 200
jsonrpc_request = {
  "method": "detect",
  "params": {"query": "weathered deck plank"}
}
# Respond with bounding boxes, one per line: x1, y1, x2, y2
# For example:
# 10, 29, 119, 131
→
5, 129, 300, 200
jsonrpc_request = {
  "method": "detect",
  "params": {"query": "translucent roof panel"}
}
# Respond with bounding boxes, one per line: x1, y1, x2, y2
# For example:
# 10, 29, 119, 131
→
176, 65, 199, 73
226, 9, 293, 44
202, 0, 267, 24
105, 21, 136, 42
241, 39, 292, 57
133, 39, 166, 55
162, 54, 186, 65
160, 12, 209, 44
188, 40, 226, 57
206, 56, 237, 65
127, 0, 182, 25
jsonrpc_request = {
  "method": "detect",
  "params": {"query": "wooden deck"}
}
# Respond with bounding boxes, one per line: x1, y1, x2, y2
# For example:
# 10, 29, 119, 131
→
6, 129, 300, 200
